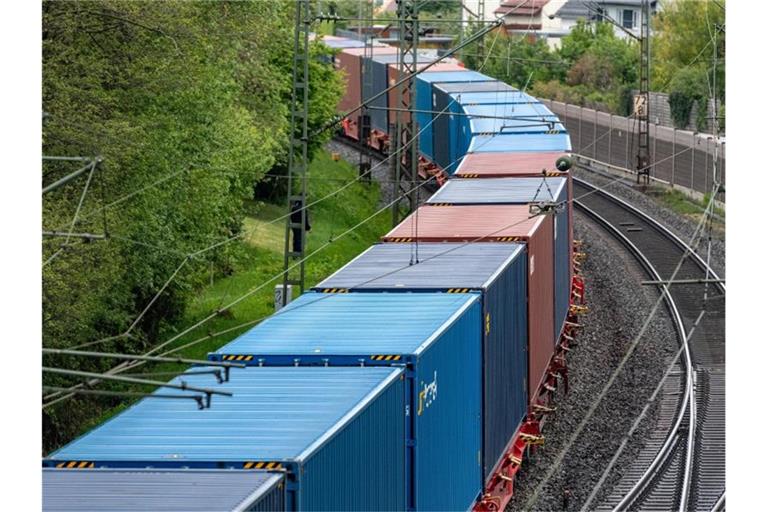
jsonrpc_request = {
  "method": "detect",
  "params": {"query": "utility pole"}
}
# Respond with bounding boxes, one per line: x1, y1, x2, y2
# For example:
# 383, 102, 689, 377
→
281, 0, 311, 306
476, 0, 486, 63
585, 0, 651, 184
636, 0, 651, 184
390, 0, 420, 227
359, 0, 374, 183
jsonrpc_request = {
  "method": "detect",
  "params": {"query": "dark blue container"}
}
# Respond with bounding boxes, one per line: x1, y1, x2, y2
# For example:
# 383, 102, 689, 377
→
427, 177, 571, 344
414, 71, 493, 167
45, 367, 406, 512
211, 292, 484, 511
312, 243, 529, 482
43, 469, 286, 511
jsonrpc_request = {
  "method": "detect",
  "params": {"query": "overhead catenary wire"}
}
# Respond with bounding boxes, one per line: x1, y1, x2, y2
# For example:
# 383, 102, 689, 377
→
579, 308, 708, 512
42, 386, 208, 409
522, 179, 722, 511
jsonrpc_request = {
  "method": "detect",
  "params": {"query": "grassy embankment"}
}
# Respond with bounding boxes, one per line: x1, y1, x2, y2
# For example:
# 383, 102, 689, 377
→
75, 149, 391, 437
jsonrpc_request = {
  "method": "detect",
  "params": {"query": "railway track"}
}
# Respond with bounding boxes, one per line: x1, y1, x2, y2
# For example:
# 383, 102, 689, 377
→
574, 176, 725, 511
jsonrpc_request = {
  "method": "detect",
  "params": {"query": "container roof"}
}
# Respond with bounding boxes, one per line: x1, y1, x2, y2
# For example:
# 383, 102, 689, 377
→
436, 81, 515, 94
43, 469, 282, 512
428, 177, 566, 204
323, 38, 366, 48
416, 70, 494, 84
341, 46, 399, 57
450, 90, 538, 105
463, 103, 561, 134
316, 243, 525, 290
455, 151, 569, 177
47, 367, 402, 465
468, 133, 572, 153
383, 204, 545, 242
215, 292, 479, 357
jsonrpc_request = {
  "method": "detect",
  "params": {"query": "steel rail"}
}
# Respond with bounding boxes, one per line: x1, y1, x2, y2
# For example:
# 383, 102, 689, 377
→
574, 175, 724, 511
573, 180, 693, 512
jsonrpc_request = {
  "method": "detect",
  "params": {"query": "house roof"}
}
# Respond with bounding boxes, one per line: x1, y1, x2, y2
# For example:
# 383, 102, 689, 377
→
556, 0, 657, 20
495, 0, 550, 16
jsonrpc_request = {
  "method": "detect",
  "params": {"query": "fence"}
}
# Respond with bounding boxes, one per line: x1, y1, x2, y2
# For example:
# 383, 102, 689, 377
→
539, 99, 726, 202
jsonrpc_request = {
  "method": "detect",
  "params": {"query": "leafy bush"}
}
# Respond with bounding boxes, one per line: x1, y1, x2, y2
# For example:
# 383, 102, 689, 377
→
667, 66, 709, 129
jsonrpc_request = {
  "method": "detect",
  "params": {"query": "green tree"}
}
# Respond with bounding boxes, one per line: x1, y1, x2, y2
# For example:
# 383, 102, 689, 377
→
42, 0, 342, 451
652, 0, 725, 103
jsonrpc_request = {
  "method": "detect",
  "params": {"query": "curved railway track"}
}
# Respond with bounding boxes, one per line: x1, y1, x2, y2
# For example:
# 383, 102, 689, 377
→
573, 176, 725, 512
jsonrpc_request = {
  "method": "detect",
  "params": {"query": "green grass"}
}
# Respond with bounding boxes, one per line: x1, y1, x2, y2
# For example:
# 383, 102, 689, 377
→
77, 150, 391, 434
646, 185, 725, 233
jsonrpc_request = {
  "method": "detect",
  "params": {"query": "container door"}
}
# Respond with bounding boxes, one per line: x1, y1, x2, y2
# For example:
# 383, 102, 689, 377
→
370, 59, 389, 132
432, 86, 451, 168
413, 299, 482, 511
554, 184, 570, 339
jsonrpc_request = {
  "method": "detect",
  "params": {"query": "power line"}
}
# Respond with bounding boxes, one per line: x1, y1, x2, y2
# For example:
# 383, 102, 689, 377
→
522, 179, 722, 510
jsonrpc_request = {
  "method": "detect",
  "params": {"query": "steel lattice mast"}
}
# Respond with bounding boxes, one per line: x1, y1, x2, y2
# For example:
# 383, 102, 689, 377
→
636, 0, 651, 184
281, 0, 311, 305
390, 0, 420, 227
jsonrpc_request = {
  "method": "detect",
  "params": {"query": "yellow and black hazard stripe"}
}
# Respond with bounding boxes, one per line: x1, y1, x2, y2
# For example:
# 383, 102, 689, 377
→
387, 237, 413, 243
319, 288, 349, 293
221, 355, 254, 362
546, 129, 560, 134
545, 170, 565, 176
370, 355, 402, 361
426, 203, 452, 207
457, 173, 479, 178
243, 461, 284, 470
446, 288, 471, 293
55, 461, 95, 469
495, 236, 524, 242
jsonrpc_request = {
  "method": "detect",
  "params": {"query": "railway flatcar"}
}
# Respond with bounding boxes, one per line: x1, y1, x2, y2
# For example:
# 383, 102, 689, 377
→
43, 33, 581, 512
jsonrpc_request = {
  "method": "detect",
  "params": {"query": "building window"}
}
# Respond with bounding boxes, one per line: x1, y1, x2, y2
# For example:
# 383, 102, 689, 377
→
622, 9, 635, 29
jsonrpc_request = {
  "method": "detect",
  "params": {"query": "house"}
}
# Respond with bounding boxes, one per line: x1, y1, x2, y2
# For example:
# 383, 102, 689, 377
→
461, 0, 657, 49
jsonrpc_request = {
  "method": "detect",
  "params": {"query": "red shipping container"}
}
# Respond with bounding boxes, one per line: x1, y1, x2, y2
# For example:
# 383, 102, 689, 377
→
382, 205, 556, 400
455, 151, 574, 273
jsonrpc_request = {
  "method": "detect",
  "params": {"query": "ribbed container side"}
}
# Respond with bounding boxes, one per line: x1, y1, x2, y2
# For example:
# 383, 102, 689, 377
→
554, 182, 571, 340
427, 177, 566, 204
432, 85, 451, 167
312, 243, 528, 483
527, 215, 556, 400
210, 293, 483, 511
382, 204, 544, 243
483, 251, 528, 480
300, 372, 405, 511
250, 477, 286, 512
370, 59, 389, 131
468, 133, 572, 153
387, 65, 407, 127
449, 90, 538, 105
455, 151, 569, 177
42, 469, 285, 512
414, 298, 482, 511
337, 50, 361, 112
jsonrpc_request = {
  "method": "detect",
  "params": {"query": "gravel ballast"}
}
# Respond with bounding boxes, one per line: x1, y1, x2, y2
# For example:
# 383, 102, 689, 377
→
506, 211, 679, 511
325, 141, 684, 511
572, 167, 725, 278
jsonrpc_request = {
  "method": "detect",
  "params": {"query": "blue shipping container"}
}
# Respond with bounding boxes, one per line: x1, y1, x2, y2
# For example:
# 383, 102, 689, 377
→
427, 177, 571, 344
211, 292, 483, 511
415, 71, 494, 165
448, 90, 539, 106
468, 133, 573, 153
45, 367, 406, 512
313, 243, 528, 482
43, 469, 285, 512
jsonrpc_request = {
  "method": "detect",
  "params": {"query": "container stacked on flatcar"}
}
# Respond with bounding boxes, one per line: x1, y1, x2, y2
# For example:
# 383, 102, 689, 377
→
43, 34, 582, 511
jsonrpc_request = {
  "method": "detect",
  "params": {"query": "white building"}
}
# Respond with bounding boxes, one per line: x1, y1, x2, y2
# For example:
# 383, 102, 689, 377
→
461, 0, 657, 49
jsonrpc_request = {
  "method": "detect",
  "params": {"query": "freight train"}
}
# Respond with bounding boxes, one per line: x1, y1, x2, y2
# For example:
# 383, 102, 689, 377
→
42, 34, 585, 512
